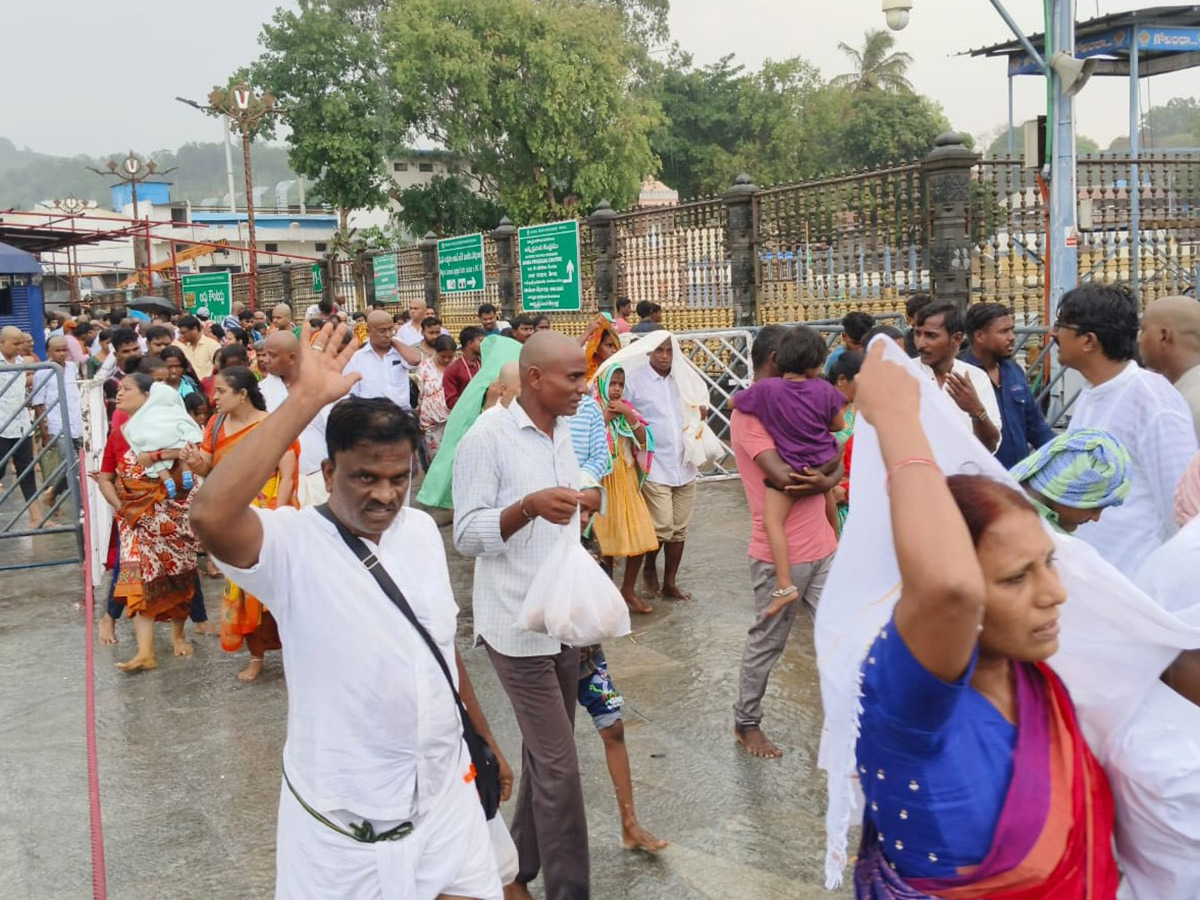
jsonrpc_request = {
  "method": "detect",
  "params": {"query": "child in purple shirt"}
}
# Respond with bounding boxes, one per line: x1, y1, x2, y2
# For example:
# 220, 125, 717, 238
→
731, 326, 846, 616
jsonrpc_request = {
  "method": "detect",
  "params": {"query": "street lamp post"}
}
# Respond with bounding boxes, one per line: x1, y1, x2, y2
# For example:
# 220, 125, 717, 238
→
50, 195, 88, 307
177, 87, 285, 309
87, 153, 176, 297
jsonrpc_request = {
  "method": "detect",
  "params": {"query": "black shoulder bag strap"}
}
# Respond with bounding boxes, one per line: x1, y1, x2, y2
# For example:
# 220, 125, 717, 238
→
315, 503, 500, 819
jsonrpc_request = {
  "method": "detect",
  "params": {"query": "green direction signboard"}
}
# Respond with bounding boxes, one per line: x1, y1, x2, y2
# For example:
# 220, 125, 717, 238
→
518, 220, 581, 312
373, 253, 399, 304
180, 271, 232, 319
438, 233, 486, 294
311, 263, 324, 295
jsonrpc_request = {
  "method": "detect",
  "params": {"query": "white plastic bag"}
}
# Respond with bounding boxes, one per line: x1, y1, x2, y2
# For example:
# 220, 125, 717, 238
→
488, 815, 519, 886
518, 523, 632, 646
698, 421, 726, 466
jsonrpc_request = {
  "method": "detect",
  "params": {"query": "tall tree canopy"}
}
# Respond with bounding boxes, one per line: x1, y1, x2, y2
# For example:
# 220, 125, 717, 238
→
388, 0, 660, 224
250, 0, 399, 228
832, 29, 914, 94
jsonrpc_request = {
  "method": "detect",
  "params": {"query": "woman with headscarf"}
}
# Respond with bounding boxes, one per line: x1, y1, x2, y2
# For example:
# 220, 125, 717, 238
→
95, 373, 201, 672
817, 339, 1200, 899
590, 364, 659, 614
580, 312, 621, 382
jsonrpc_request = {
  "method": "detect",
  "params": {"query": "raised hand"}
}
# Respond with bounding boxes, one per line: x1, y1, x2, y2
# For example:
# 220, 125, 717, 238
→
296, 321, 362, 407
944, 371, 983, 416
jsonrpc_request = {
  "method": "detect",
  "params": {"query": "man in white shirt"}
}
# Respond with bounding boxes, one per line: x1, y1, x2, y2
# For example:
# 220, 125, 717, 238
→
1056, 283, 1198, 576
30, 335, 84, 503
1139, 295, 1200, 442
0, 325, 43, 525
189, 322, 508, 900
343, 310, 424, 409
913, 301, 1002, 452
453, 331, 601, 900
260, 330, 331, 507
173, 314, 221, 380
397, 299, 431, 346
623, 338, 700, 600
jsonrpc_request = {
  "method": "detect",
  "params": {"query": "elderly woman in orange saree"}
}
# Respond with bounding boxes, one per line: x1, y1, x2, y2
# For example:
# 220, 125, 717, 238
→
579, 312, 621, 382
96, 373, 201, 673
182, 366, 298, 682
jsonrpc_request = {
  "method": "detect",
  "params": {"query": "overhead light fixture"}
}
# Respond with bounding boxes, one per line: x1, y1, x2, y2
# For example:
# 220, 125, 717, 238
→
1050, 51, 1098, 97
883, 0, 912, 31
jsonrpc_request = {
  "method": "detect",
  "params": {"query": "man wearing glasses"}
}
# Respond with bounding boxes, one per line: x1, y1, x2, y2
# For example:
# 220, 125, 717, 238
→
1054, 283, 1197, 576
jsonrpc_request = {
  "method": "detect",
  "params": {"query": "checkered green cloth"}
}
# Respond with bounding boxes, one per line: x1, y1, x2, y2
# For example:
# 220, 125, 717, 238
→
1009, 428, 1132, 510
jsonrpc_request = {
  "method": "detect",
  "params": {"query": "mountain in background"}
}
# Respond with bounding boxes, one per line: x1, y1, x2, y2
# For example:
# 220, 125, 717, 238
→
0, 137, 309, 210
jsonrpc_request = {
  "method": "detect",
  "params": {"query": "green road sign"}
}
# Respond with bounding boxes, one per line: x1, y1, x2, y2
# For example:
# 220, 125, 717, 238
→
518, 220, 581, 312
373, 253, 399, 304
180, 271, 232, 319
311, 263, 324, 295
438, 233, 486, 295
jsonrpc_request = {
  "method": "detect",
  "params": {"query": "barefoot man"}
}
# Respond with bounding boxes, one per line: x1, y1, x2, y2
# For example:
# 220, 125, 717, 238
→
191, 322, 510, 900
729, 326, 840, 758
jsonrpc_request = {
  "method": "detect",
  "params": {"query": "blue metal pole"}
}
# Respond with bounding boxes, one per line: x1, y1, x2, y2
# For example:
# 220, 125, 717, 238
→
1129, 38, 1141, 296
1047, 0, 1079, 415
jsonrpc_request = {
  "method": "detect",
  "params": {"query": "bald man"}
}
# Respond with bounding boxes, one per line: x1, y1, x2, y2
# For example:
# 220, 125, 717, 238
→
261, 331, 332, 505
270, 303, 295, 335
1140, 295, 1200, 440
342, 310, 424, 410
482, 361, 521, 411
453, 331, 600, 900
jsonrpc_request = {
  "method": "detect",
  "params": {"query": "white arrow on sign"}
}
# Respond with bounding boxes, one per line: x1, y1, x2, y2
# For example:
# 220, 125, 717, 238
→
468, 276, 477, 288
564, 260, 575, 284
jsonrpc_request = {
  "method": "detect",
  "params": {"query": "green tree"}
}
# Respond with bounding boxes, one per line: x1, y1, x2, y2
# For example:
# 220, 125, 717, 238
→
832, 28, 914, 94
248, 0, 399, 230
392, 175, 504, 237
388, 0, 660, 222
835, 91, 950, 169
651, 53, 748, 198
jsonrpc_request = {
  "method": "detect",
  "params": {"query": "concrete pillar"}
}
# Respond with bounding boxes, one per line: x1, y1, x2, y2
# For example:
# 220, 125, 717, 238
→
723, 173, 758, 327
588, 200, 618, 315
923, 131, 979, 312
419, 232, 440, 312
490, 217, 518, 321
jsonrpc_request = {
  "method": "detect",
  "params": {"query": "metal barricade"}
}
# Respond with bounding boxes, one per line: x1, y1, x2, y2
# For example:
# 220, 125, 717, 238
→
675, 329, 755, 480
0, 361, 85, 571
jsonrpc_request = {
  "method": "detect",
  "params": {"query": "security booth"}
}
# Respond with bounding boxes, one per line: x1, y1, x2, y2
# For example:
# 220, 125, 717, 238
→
0, 242, 45, 359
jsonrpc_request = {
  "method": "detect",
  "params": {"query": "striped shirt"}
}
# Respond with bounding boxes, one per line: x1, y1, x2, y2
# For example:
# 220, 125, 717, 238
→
452, 398, 583, 658
567, 394, 611, 489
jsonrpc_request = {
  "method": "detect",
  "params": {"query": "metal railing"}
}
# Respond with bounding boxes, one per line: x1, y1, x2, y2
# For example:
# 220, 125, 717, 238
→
0, 361, 85, 570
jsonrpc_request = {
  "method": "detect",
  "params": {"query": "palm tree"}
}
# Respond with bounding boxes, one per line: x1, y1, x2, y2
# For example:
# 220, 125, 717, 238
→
833, 29, 914, 94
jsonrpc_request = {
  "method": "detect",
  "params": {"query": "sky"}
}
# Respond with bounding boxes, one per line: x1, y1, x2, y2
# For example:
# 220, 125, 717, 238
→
4, 0, 1197, 158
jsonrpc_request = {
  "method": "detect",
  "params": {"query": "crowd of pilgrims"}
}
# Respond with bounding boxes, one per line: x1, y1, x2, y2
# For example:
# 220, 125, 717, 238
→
1, 280, 1198, 900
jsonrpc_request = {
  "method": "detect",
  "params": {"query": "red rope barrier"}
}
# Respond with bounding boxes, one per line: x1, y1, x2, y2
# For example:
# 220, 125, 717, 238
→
78, 449, 108, 900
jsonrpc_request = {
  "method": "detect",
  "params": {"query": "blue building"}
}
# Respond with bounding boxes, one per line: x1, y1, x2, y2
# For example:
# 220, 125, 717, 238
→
0, 242, 45, 358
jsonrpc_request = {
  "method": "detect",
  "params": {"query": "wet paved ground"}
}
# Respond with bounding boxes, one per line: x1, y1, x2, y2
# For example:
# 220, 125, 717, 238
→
1, 480, 853, 900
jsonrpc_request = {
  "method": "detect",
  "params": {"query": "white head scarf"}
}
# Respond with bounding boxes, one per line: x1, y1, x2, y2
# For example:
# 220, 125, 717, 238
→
121, 381, 204, 475
595, 330, 711, 468
816, 337, 1200, 888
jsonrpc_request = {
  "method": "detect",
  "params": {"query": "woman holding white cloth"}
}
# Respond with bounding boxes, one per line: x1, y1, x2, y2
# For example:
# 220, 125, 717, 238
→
816, 339, 1200, 898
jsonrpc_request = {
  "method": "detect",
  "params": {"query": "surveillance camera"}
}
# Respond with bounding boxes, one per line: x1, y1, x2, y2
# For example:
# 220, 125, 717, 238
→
883, 0, 912, 31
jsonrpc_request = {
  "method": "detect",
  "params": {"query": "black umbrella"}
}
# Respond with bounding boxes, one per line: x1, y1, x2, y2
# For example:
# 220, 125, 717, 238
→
127, 296, 178, 315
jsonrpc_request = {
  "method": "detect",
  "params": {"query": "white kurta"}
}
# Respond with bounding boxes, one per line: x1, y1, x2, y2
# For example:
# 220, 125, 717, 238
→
1107, 518, 1200, 900
215, 505, 500, 900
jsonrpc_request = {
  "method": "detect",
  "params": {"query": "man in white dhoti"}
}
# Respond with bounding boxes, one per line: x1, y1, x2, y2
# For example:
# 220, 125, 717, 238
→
190, 322, 510, 900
